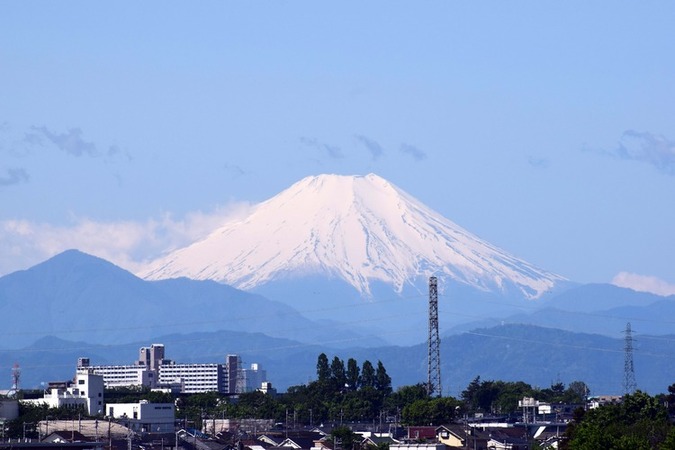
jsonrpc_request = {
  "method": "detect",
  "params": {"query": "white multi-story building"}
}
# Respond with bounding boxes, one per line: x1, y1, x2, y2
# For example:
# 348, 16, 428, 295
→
158, 363, 227, 394
22, 371, 104, 415
78, 360, 156, 388
77, 344, 168, 390
78, 345, 246, 394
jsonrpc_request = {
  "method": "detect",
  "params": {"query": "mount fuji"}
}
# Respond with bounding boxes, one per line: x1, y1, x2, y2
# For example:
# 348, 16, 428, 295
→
142, 174, 566, 296
140, 174, 571, 343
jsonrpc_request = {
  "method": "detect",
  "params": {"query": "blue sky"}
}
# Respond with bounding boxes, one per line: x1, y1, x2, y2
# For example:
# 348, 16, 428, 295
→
1, 2, 675, 294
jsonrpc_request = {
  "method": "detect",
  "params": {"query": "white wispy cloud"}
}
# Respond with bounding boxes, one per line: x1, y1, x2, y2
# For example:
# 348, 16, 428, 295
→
611, 272, 675, 297
0, 202, 252, 277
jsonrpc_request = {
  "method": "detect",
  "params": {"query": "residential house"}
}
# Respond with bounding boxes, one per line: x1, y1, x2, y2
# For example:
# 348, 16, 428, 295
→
485, 428, 529, 450
42, 431, 90, 443
435, 425, 465, 448
360, 435, 401, 449
257, 431, 326, 450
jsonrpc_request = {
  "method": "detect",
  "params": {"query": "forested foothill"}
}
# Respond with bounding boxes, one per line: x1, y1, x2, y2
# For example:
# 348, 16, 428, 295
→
4, 354, 675, 449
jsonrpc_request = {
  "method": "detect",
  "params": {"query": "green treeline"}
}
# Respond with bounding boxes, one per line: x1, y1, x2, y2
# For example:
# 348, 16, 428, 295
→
108, 355, 593, 426
565, 390, 675, 449
5, 354, 675, 448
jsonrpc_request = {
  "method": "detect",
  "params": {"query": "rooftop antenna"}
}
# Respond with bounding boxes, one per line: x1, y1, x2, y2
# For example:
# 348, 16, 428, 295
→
427, 276, 441, 397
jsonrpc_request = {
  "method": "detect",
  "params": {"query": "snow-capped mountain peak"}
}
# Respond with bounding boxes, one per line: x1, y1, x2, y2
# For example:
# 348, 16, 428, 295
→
140, 173, 566, 299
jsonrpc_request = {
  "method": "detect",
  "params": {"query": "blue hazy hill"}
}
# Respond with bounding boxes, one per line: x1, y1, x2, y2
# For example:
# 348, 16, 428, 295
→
2, 251, 674, 396
0, 250, 384, 350
4, 324, 673, 397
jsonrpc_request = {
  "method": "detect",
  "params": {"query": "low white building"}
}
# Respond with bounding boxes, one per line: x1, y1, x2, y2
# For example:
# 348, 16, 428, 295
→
106, 400, 175, 433
22, 371, 104, 415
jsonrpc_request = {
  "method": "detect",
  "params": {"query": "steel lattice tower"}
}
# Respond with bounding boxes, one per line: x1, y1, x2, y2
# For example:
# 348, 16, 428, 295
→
427, 276, 441, 397
623, 322, 637, 394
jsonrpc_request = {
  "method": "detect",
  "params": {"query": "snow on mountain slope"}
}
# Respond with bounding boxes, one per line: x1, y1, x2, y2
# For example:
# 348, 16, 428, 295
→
140, 173, 566, 299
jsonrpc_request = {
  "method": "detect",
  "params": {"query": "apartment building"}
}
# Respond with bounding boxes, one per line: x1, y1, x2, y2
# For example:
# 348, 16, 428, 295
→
78, 345, 249, 395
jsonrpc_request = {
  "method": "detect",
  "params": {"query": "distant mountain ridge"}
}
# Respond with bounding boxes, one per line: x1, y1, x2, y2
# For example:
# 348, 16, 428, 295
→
3, 251, 674, 395
445, 283, 675, 337
141, 174, 568, 300
0, 250, 384, 349
5, 324, 675, 396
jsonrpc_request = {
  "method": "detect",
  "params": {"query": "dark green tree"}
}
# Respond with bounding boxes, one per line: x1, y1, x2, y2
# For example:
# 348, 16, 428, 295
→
461, 377, 536, 414
233, 390, 283, 422
666, 383, 675, 416
402, 399, 433, 427
284, 383, 329, 424
375, 361, 392, 395
317, 353, 331, 382
492, 380, 535, 414
177, 392, 229, 428
346, 358, 360, 391
339, 388, 381, 422
461, 376, 482, 411
361, 360, 375, 389
566, 381, 590, 404
387, 384, 429, 412
565, 391, 671, 449
551, 382, 565, 394
660, 427, 675, 449
331, 356, 347, 390
330, 425, 359, 450
402, 396, 461, 426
